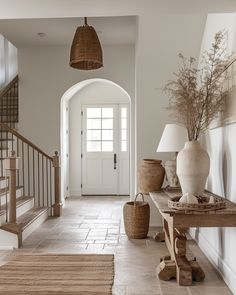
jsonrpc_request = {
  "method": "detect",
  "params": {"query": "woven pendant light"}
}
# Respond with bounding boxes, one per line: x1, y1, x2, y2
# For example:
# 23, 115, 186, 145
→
70, 17, 103, 70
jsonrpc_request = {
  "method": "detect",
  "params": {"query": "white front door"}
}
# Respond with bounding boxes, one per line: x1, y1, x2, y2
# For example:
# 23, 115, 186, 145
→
81, 104, 129, 195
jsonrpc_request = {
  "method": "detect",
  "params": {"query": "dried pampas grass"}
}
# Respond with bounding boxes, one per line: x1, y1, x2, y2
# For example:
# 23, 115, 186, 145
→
164, 31, 227, 141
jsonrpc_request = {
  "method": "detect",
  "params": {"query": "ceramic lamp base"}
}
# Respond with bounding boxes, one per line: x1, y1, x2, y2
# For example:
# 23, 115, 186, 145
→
164, 159, 180, 188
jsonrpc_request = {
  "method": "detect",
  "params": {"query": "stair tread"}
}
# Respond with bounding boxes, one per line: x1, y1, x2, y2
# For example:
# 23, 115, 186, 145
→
18, 207, 48, 230
0, 196, 33, 211
0, 207, 48, 234
0, 186, 23, 196
0, 222, 21, 235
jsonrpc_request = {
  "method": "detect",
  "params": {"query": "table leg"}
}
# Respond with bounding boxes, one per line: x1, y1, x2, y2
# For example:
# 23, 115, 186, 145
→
156, 221, 205, 286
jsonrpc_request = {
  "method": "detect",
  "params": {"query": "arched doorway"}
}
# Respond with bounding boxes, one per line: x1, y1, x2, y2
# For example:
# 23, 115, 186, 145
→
60, 79, 135, 202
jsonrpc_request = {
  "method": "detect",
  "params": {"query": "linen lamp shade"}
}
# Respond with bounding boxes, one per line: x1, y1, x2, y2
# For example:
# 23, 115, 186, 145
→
157, 124, 188, 153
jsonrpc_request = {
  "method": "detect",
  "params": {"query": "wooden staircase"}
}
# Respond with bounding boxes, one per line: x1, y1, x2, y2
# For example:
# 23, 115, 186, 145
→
0, 76, 18, 129
0, 77, 62, 249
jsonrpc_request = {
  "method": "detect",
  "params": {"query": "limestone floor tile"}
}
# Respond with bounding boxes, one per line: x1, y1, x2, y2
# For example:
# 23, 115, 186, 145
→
189, 286, 233, 295
113, 285, 127, 295
86, 243, 105, 251
89, 229, 108, 235
161, 286, 190, 295
0, 196, 233, 295
127, 286, 161, 295
87, 235, 107, 240
59, 232, 88, 240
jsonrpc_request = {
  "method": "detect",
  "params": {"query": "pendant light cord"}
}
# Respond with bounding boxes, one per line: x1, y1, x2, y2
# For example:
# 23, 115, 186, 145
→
84, 17, 88, 26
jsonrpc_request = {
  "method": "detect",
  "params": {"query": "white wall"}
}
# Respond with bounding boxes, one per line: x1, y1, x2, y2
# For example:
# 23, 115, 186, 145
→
69, 81, 130, 196
18, 44, 135, 154
190, 13, 236, 295
11, 1, 236, 229
0, 35, 17, 88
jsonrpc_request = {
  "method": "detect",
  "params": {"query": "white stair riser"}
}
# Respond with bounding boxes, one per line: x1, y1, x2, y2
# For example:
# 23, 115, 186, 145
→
0, 199, 34, 226
0, 214, 6, 226
0, 188, 23, 205
0, 179, 8, 189
0, 229, 18, 249
22, 210, 48, 241
16, 199, 34, 218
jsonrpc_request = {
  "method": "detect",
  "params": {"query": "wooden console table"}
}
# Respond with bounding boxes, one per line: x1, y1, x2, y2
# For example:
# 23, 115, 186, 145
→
150, 190, 236, 286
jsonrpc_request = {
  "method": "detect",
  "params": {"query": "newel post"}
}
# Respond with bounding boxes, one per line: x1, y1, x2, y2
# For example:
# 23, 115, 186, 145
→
52, 151, 62, 217
4, 151, 19, 223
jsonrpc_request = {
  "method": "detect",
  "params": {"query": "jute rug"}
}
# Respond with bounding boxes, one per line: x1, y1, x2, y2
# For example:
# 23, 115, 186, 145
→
0, 254, 114, 295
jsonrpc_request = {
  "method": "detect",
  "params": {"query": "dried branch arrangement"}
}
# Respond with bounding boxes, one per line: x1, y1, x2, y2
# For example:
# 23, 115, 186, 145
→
164, 31, 227, 141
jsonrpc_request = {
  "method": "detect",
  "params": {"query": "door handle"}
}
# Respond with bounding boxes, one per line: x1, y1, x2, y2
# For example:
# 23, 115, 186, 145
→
114, 153, 117, 170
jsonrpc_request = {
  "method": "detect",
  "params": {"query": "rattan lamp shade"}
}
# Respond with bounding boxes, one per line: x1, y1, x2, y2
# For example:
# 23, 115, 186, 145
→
70, 18, 103, 70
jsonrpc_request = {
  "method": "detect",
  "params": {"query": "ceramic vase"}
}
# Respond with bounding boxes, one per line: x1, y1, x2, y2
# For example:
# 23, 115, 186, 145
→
138, 159, 165, 194
176, 141, 210, 196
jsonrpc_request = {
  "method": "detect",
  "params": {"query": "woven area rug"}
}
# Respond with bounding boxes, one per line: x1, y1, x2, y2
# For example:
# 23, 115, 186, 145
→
0, 254, 114, 295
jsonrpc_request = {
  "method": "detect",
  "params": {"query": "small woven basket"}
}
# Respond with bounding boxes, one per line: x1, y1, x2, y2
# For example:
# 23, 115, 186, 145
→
123, 193, 150, 239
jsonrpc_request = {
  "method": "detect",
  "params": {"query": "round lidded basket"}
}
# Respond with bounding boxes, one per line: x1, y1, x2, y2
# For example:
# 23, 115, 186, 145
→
123, 193, 150, 239
168, 195, 226, 211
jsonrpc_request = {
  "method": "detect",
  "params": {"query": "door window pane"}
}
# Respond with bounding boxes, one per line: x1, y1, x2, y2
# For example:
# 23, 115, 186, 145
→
121, 118, 127, 129
87, 119, 101, 129
102, 141, 113, 152
121, 130, 127, 140
121, 141, 127, 152
102, 119, 113, 129
102, 130, 113, 141
102, 108, 113, 118
121, 107, 127, 118
87, 108, 101, 118
87, 130, 101, 141
87, 141, 101, 152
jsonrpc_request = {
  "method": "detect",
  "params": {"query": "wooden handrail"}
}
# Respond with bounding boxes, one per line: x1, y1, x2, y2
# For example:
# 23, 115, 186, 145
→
0, 75, 18, 98
0, 122, 53, 161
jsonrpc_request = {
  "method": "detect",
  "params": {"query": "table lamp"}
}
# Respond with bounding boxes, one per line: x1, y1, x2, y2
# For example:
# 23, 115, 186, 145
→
156, 124, 188, 188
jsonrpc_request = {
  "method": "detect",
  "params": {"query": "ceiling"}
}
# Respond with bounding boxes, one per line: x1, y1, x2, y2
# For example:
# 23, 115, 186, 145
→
0, 16, 136, 48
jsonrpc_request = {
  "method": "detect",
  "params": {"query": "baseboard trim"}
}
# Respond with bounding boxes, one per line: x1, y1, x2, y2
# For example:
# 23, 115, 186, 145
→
190, 229, 236, 294
69, 190, 81, 197
0, 246, 13, 250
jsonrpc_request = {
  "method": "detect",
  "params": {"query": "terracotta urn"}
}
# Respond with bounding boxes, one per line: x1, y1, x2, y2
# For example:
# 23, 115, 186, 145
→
138, 159, 165, 194
177, 141, 210, 197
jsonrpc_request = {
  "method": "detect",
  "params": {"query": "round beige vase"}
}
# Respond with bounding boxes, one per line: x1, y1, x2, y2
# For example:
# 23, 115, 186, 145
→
138, 159, 165, 194
176, 141, 210, 196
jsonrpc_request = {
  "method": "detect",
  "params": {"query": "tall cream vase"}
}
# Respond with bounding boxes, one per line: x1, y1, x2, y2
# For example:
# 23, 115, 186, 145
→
176, 141, 210, 196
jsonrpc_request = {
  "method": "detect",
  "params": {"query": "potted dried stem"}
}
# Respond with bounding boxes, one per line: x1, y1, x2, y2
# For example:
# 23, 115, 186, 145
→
164, 31, 227, 200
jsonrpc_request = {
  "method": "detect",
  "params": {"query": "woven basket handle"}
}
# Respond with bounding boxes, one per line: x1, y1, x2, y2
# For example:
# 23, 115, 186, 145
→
134, 193, 144, 206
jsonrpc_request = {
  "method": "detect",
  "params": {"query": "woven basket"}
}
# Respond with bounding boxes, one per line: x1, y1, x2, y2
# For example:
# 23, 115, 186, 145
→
123, 193, 150, 239
168, 195, 226, 212
70, 24, 103, 70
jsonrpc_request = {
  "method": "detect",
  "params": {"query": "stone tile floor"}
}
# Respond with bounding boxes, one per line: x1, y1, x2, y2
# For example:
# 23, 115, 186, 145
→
0, 196, 233, 295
